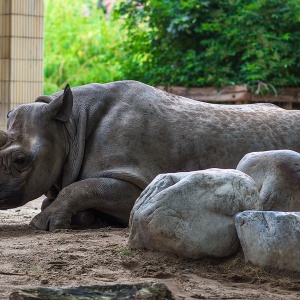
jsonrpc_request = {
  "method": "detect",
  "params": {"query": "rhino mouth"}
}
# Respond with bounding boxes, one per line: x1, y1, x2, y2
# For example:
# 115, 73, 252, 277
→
0, 193, 24, 209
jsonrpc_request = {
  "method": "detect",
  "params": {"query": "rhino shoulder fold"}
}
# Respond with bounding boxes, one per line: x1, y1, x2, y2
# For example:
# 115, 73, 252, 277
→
35, 95, 52, 104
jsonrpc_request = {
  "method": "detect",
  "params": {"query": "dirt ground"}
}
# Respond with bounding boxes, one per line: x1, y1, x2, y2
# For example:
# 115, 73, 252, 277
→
1, 199, 300, 300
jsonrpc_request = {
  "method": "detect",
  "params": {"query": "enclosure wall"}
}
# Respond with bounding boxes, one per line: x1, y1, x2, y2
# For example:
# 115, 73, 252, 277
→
0, 0, 44, 129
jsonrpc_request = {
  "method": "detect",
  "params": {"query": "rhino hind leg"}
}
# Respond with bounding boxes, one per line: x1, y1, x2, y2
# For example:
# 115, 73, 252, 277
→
71, 209, 97, 227
41, 198, 54, 211
72, 210, 127, 228
30, 177, 142, 231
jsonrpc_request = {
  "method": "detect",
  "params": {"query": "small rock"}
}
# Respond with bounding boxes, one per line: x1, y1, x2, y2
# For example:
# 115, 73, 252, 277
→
40, 278, 49, 284
10, 283, 175, 300
235, 210, 300, 272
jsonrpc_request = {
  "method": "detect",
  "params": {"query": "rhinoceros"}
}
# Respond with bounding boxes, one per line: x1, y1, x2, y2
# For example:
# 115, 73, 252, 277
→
1, 80, 300, 231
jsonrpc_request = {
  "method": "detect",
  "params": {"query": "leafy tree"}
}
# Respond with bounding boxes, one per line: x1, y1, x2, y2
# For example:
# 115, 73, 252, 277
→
117, 0, 300, 87
44, 0, 125, 94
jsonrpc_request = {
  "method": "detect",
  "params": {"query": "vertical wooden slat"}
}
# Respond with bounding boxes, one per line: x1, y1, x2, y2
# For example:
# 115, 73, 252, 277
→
0, 0, 44, 129
0, 0, 11, 129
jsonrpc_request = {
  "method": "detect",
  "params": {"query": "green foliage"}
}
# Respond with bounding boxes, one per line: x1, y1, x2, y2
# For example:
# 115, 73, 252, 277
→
44, 0, 125, 94
116, 248, 132, 256
117, 0, 300, 87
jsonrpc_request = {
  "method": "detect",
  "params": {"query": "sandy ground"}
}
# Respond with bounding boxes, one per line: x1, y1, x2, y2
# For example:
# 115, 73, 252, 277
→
1, 199, 300, 300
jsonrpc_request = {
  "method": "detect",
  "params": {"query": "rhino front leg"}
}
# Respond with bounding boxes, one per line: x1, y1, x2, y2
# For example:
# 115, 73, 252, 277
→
30, 178, 143, 231
40, 197, 97, 227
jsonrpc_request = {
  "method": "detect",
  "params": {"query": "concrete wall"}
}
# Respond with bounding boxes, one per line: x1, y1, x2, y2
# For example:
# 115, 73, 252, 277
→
0, 0, 44, 129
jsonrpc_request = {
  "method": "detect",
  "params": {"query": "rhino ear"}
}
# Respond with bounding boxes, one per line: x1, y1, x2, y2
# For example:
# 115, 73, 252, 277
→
45, 84, 73, 122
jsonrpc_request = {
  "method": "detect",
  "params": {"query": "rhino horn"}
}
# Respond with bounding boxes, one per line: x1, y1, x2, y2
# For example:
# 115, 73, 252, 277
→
0, 130, 7, 147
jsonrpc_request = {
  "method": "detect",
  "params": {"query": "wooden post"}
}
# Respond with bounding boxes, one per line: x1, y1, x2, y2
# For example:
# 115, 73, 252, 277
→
156, 86, 300, 108
0, 0, 44, 130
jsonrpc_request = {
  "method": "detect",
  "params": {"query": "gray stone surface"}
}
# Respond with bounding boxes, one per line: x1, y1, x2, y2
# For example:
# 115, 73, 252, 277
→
235, 211, 300, 272
129, 169, 261, 259
237, 150, 300, 211
10, 283, 174, 300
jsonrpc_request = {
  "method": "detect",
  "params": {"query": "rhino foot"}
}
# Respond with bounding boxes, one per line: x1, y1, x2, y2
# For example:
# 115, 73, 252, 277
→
31, 207, 97, 231
38, 198, 97, 230
30, 208, 72, 231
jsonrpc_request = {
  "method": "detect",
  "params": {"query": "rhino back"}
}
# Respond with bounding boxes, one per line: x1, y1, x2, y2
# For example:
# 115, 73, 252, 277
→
63, 81, 300, 188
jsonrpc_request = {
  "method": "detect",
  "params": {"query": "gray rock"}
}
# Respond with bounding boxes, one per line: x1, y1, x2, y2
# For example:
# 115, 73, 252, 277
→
10, 283, 174, 300
237, 150, 300, 211
129, 169, 261, 259
235, 211, 300, 272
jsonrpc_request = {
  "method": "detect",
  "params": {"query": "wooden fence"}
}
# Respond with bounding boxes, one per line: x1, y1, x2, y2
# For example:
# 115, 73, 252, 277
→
157, 85, 300, 110
0, 0, 44, 129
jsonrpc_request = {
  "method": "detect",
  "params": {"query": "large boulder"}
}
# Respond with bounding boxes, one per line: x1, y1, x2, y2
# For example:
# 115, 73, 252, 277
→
129, 169, 261, 259
235, 211, 300, 272
237, 150, 300, 211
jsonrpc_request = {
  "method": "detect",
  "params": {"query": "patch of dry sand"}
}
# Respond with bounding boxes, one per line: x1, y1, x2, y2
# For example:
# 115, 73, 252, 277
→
0, 199, 300, 299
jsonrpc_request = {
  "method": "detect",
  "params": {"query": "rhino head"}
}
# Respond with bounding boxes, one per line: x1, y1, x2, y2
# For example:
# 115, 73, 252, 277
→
0, 85, 73, 209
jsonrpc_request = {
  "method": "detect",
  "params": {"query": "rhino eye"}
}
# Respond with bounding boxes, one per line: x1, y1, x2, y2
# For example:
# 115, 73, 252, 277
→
14, 157, 26, 165
12, 152, 30, 172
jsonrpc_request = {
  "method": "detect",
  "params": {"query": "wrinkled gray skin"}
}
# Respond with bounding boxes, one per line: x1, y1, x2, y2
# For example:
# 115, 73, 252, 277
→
1, 80, 300, 231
